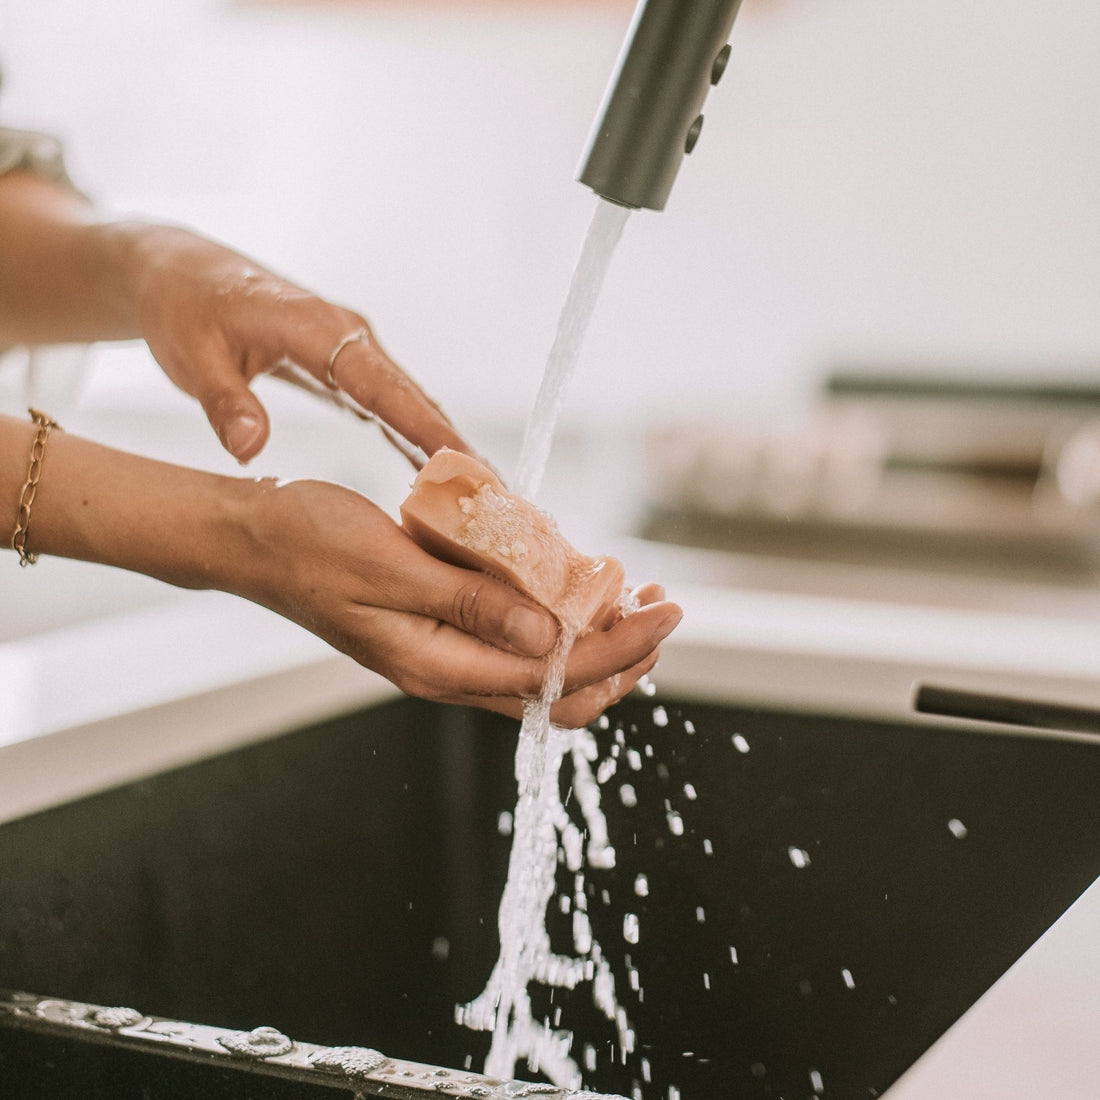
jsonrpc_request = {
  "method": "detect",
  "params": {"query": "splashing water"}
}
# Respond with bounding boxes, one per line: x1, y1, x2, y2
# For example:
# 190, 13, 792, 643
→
457, 198, 633, 1088
513, 199, 632, 501
456, 632, 632, 1085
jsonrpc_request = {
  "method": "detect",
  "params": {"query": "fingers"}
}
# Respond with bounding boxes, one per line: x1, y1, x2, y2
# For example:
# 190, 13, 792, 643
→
188, 357, 271, 463
378, 598, 681, 706
560, 601, 681, 697
332, 329, 468, 459
436, 645, 661, 728
550, 647, 661, 728
396, 549, 560, 658
134, 231, 465, 463
630, 581, 666, 607
278, 310, 470, 461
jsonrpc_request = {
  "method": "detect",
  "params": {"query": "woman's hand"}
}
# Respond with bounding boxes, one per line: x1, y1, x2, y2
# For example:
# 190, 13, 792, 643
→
124, 225, 466, 465
3, 414, 680, 727
0, 174, 461, 466
243, 479, 682, 727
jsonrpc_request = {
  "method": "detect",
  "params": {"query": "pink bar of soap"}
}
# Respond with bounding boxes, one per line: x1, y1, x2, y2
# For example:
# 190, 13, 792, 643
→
400, 449, 626, 637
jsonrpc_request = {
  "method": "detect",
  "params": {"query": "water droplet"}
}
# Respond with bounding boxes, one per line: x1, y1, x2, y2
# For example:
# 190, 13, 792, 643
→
948, 817, 968, 839
641, 1057, 652, 1083
732, 733, 750, 753
842, 967, 855, 989
90, 1006, 144, 1030
667, 811, 685, 837
431, 936, 450, 962
703, 972, 711, 990
573, 910, 592, 954
597, 714, 610, 730
619, 784, 638, 808
634, 874, 649, 897
703, 838, 714, 856
729, 946, 739, 965
309, 1046, 390, 1080
597, 757, 617, 784
623, 912, 640, 944
684, 719, 696, 734
683, 783, 697, 800
810, 1067, 825, 1094
496, 811, 513, 836
583, 1043, 597, 1072
695, 906, 706, 923
627, 749, 643, 771
788, 845, 811, 869
652, 705, 669, 727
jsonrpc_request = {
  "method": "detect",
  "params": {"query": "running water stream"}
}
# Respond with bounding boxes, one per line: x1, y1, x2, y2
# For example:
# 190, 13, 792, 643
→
457, 199, 636, 1088
513, 200, 632, 502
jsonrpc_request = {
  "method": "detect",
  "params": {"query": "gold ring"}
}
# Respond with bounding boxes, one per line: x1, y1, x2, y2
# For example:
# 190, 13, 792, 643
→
325, 327, 368, 388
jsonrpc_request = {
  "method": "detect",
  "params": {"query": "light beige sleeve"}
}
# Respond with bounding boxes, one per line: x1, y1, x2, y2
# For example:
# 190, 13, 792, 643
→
0, 125, 74, 187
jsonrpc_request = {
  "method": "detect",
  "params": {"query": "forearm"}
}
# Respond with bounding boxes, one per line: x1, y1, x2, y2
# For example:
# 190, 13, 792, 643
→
0, 171, 147, 346
1, 412, 265, 592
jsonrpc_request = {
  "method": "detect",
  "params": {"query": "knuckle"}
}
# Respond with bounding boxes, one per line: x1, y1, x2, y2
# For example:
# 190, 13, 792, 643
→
450, 583, 485, 638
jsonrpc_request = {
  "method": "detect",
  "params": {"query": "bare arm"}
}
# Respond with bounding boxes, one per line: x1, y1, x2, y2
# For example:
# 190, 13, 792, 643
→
0, 171, 467, 465
1, 413, 681, 725
0, 170, 140, 345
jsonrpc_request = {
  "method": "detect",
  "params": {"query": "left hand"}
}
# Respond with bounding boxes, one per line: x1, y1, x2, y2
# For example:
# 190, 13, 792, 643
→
126, 225, 468, 464
238, 478, 682, 728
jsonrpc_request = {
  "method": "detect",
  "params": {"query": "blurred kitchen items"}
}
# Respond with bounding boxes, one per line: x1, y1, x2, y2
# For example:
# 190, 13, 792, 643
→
642, 371, 1100, 580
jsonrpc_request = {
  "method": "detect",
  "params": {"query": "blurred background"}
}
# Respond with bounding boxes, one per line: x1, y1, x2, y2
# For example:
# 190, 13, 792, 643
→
1, 0, 1099, 554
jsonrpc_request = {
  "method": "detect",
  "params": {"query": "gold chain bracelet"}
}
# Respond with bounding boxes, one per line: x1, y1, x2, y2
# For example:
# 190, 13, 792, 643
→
11, 407, 62, 567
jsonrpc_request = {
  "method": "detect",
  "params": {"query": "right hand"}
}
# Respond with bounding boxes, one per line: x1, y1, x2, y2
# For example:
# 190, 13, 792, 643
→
126, 225, 466, 465
242, 479, 682, 726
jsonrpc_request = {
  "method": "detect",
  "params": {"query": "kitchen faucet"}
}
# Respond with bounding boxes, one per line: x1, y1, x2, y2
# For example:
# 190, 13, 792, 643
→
578, 0, 745, 211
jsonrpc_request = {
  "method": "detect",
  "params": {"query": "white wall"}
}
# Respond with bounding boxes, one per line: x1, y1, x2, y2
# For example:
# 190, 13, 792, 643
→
2, 0, 1098, 451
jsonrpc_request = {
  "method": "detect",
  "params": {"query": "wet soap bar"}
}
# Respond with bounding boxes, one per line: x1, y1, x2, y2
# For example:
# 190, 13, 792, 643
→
400, 449, 626, 637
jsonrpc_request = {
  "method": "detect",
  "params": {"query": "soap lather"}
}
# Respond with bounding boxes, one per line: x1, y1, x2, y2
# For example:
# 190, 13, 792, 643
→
401, 449, 627, 640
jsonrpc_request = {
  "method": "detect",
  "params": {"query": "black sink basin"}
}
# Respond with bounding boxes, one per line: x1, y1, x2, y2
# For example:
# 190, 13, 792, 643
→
1, 694, 1098, 1099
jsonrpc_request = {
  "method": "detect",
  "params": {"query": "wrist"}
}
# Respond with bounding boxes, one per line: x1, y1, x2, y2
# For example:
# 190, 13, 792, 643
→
90, 221, 183, 331
2, 414, 271, 595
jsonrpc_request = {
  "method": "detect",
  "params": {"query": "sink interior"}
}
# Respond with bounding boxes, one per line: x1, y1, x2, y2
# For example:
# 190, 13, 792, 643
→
1, 694, 1098, 1098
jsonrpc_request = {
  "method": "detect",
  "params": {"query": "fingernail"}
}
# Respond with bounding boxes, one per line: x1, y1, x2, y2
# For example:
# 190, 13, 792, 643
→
224, 414, 262, 461
656, 605, 684, 637
503, 606, 558, 657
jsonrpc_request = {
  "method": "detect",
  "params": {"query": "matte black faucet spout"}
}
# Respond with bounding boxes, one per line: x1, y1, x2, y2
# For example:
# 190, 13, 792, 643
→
578, 0, 744, 211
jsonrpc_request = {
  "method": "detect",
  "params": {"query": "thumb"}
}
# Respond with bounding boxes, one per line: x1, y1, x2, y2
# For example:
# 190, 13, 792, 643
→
442, 574, 559, 658
203, 384, 270, 464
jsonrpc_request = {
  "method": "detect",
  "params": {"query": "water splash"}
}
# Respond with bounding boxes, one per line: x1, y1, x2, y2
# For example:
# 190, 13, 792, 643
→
457, 633, 634, 1086
513, 199, 631, 501
458, 196, 634, 1090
